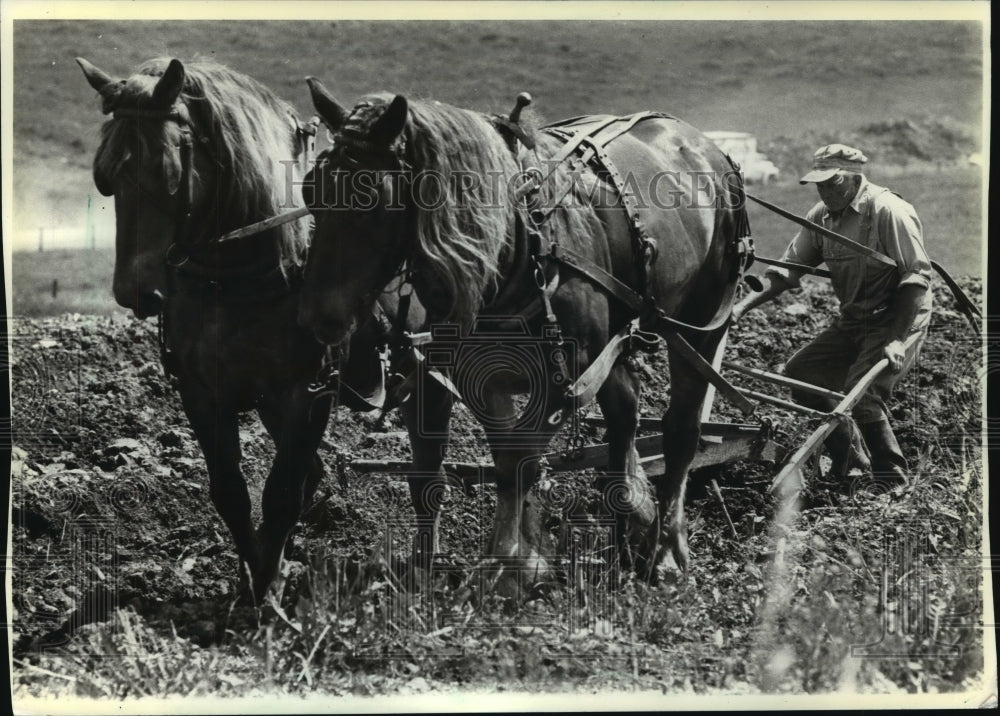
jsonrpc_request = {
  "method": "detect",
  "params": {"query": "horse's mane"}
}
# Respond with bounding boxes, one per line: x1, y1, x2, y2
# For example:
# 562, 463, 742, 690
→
371, 98, 596, 324
372, 97, 517, 324
94, 57, 309, 271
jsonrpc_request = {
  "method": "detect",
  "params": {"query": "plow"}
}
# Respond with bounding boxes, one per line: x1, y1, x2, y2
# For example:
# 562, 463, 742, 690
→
338, 319, 927, 537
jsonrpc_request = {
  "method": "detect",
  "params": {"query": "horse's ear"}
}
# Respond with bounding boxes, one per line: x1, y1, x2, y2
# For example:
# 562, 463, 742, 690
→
369, 95, 408, 146
305, 77, 348, 130
77, 57, 123, 113
152, 59, 185, 108
77, 57, 117, 93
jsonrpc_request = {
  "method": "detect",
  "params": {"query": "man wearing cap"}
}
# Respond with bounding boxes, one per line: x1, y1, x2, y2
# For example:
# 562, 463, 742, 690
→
733, 144, 933, 489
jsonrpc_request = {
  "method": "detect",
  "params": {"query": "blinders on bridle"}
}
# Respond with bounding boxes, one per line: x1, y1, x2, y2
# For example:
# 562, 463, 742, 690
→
102, 103, 211, 266
306, 124, 415, 300
307, 129, 408, 207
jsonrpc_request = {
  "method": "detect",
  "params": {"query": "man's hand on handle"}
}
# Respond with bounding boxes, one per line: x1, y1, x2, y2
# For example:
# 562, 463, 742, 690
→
883, 284, 928, 373
883, 339, 906, 373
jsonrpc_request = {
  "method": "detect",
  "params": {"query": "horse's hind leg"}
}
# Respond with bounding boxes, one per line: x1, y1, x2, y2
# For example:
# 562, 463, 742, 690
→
400, 370, 454, 568
596, 364, 656, 570
256, 387, 333, 600
656, 327, 727, 577
180, 393, 260, 590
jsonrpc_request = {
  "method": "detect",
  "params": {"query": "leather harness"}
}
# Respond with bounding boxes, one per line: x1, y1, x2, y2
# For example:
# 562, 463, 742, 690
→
513, 112, 753, 335
350, 107, 756, 416
510, 111, 755, 414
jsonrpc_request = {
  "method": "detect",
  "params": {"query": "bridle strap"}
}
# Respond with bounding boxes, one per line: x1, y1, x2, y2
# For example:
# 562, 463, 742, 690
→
111, 103, 313, 256
113, 107, 187, 122
110, 103, 203, 263
329, 132, 408, 168
176, 132, 195, 254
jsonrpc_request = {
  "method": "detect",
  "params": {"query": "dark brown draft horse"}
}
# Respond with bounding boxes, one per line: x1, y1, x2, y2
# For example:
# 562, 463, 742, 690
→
77, 57, 367, 602
299, 80, 747, 582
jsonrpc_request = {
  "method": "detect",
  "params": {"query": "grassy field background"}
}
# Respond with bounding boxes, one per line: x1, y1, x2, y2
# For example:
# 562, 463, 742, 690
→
9, 19, 985, 313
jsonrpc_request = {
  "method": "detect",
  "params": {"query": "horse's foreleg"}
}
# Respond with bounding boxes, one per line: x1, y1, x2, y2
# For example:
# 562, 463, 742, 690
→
656, 328, 726, 577
400, 370, 454, 567
596, 364, 656, 569
257, 402, 327, 553
258, 403, 326, 509
482, 387, 564, 583
181, 393, 259, 587
256, 388, 333, 600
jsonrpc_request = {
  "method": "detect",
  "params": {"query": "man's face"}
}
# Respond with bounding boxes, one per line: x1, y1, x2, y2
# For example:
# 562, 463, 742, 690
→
815, 171, 861, 213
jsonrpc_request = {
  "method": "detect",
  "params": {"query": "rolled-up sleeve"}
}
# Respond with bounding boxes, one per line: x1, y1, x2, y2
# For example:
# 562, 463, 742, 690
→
764, 204, 824, 289
876, 197, 932, 291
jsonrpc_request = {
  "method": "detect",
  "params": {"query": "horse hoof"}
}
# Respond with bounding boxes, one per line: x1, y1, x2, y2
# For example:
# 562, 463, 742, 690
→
654, 551, 685, 587
671, 541, 690, 574
484, 554, 551, 602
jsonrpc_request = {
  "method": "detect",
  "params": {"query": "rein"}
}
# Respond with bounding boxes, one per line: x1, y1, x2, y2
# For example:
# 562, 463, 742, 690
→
111, 104, 319, 260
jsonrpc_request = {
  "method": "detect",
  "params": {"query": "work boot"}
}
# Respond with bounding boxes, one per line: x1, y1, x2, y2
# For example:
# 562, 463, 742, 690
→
824, 418, 872, 482
859, 419, 909, 492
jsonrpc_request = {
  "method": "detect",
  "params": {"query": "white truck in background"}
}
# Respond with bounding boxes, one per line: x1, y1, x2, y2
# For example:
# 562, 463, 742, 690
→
704, 131, 781, 185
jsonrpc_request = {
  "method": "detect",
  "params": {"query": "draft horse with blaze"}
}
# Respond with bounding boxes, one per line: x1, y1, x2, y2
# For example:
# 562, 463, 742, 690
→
299, 79, 748, 581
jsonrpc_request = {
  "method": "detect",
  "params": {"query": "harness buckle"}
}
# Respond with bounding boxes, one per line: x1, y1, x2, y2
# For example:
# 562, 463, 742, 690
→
514, 166, 544, 204
525, 224, 545, 257
308, 345, 344, 395
307, 366, 340, 394
534, 263, 547, 290
165, 243, 190, 268
628, 321, 663, 354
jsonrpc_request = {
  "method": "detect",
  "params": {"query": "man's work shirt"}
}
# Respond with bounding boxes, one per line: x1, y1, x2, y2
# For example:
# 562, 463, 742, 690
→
764, 177, 933, 333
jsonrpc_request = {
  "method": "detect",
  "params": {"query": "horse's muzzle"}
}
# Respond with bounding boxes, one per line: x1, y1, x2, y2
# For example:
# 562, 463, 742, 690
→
127, 290, 165, 319
301, 314, 356, 347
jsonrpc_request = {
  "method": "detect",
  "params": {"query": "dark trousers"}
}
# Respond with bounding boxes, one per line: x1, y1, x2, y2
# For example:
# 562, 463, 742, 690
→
784, 315, 925, 424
